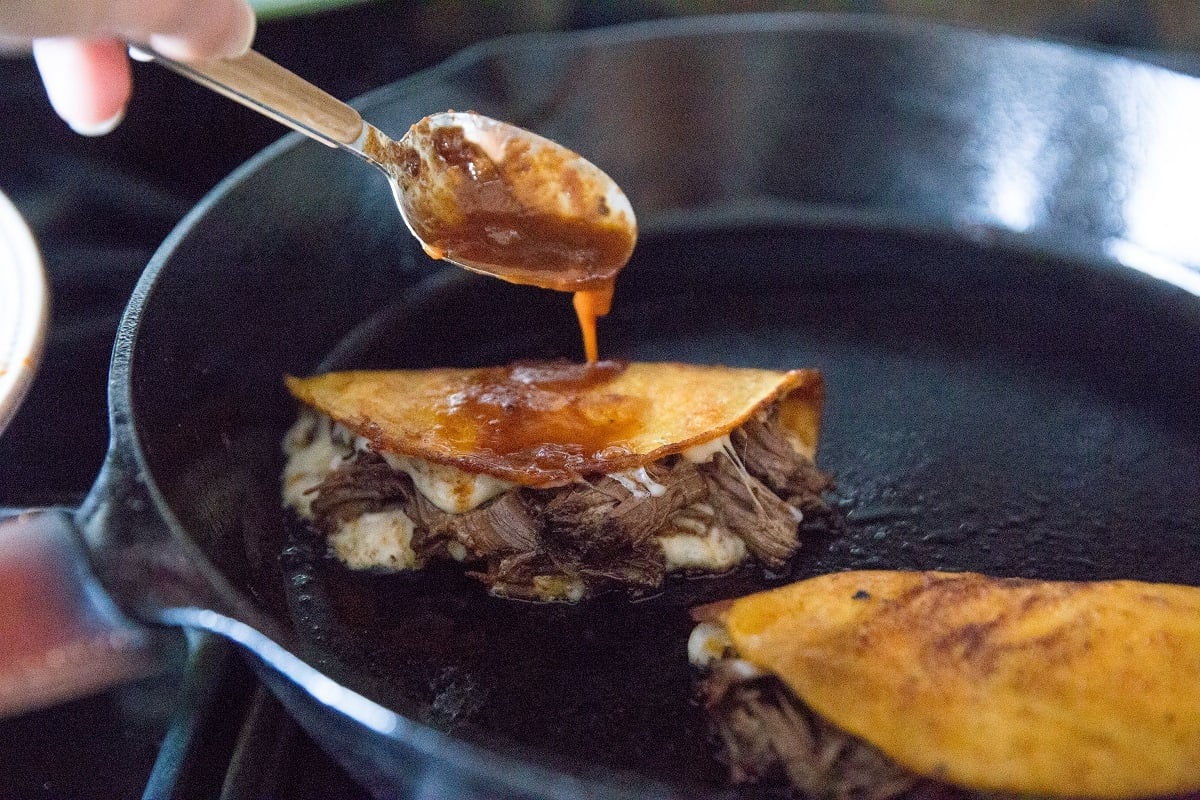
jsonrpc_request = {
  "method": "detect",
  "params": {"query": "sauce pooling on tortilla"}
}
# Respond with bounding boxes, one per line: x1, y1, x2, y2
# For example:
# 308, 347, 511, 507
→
367, 117, 635, 363
431, 360, 642, 481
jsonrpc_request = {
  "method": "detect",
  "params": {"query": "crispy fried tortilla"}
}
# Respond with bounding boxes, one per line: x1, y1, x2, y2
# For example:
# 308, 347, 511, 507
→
285, 360, 822, 486
691, 570, 1200, 798
282, 361, 831, 600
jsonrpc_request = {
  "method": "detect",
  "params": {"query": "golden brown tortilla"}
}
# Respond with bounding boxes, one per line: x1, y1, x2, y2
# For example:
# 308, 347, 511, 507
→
286, 361, 822, 487
702, 570, 1200, 798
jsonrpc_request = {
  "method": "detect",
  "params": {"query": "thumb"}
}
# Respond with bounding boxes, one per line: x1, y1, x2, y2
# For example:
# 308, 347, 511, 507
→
33, 38, 131, 136
31, 0, 257, 136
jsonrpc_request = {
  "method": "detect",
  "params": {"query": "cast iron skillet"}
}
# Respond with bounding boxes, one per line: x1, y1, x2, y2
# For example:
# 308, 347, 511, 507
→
8, 12, 1200, 799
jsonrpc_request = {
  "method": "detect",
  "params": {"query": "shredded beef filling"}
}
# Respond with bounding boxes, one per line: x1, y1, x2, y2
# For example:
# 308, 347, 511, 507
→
410, 488, 539, 561
305, 408, 831, 598
478, 459, 709, 597
732, 416, 831, 511
699, 456, 801, 570
309, 453, 410, 525
699, 659, 921, 800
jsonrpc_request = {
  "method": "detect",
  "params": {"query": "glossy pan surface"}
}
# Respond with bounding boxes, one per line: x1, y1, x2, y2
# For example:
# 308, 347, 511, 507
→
97, 14, 1200, 797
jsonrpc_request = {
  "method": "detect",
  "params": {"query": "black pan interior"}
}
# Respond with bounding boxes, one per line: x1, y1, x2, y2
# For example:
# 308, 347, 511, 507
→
253, 220, 1200, 791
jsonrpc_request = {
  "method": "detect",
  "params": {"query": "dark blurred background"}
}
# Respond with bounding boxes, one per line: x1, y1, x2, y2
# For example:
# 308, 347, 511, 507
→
0, 1, 1197, 798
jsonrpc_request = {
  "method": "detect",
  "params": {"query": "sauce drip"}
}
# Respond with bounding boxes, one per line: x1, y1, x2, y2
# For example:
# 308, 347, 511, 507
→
369, 116, 635, 362
572, 285, 614, 364
431, 360, 643, 483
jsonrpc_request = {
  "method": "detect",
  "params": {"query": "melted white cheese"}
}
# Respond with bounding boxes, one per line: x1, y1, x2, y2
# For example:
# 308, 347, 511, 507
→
688, 622, 735, 668
328, 509, 418, 571
681, 434, 731, 464
656, 502, 749, 572
658, 526, 748, 573
381, 452, 516, 514
608, 466, 667, 498
281, 414, 354, 517
687, 625, 768, 681
283, 413, 514, 518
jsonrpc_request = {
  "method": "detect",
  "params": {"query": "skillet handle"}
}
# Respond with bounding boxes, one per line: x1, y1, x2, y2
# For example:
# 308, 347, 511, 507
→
0, 508, 173, 718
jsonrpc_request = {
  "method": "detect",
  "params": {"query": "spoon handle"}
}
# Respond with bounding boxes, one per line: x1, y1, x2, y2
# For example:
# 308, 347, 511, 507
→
130, 46, 367, 151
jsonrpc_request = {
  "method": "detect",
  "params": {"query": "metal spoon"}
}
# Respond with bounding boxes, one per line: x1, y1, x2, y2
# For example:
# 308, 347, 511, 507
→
130, 46, 637, 295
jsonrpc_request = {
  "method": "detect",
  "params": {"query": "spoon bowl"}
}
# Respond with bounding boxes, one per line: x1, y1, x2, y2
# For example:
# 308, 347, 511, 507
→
381, 111, 637, 291
134, 48, 636, 293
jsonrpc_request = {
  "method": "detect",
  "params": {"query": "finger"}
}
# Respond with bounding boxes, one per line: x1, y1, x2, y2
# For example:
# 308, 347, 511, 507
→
5, 0, 255, 59
137, 0, 257, 61
32, 37, 131, 135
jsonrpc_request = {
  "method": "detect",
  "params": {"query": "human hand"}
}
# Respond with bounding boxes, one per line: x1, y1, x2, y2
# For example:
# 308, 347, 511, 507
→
3, 0, 256, 135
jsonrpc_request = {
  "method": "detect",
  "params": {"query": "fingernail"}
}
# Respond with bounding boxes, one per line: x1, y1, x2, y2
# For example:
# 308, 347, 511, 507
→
68, 109, 125, 137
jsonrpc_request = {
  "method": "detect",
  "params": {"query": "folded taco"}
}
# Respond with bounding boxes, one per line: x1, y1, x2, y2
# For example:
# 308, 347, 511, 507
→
690, 570, 1200, 799
282, 360, 831, 601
